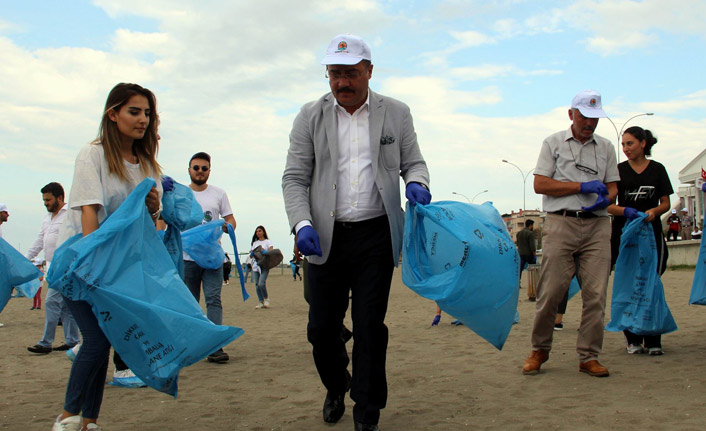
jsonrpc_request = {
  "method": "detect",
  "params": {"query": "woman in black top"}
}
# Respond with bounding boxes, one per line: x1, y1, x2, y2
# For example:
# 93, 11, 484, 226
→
608, 126, 673, 355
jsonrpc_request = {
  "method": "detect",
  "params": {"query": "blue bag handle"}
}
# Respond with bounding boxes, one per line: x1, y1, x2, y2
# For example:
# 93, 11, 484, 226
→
226, 224, 249, 302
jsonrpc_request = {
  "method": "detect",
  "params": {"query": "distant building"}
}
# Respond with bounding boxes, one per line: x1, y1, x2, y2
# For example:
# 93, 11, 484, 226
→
502, 209, 546, 249
676, 148, 706, 231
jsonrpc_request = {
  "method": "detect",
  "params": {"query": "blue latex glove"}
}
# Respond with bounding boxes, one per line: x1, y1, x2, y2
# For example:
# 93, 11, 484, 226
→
261, 249, 268, 254
431, 315, 441, 326
580, 180, 608, 196
581, 194, 610, 212
161, 175, 174, 192
702, 183, 706, 193
405, 182, 431, 206
297, 226, 322, 257
623, 207, 640, 220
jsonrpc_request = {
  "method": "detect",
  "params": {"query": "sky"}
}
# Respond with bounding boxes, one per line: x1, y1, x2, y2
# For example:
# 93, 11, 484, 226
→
1, 0, 705, 260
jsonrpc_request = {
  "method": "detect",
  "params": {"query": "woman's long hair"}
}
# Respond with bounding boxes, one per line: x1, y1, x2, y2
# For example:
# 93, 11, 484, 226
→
251, 225, 269, 245
97, 83, 162, 181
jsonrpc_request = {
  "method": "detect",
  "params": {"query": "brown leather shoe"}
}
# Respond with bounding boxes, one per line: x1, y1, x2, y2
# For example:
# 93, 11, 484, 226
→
579, 360, 609, 377
522, 349, 549, 375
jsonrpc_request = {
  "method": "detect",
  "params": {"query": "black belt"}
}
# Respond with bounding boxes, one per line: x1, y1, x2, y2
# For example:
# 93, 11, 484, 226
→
551, 210, 597, 219
335, 215, 388, 229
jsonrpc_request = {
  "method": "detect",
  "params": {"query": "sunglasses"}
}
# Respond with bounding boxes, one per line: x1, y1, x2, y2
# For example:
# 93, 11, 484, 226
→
191, 165, 209, 172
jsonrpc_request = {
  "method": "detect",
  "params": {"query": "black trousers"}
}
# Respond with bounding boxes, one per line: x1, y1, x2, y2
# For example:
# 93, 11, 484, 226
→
307, 215, 394, 425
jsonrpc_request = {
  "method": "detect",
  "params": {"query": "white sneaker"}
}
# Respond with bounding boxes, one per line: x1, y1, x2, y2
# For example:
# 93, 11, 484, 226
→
66, 344, 81, 362
52, 415, 81, 431
627, 344, 644, 354
255, 302, 264, 309
648, 347, 664, 356
85, 423, 103, 430
0, 322, 4, 327
263, 299, 270, 308
110, 369, 147, 388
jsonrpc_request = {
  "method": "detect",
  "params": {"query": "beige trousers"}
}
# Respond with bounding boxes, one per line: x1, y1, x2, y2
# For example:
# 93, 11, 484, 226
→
530, 214, 611, 362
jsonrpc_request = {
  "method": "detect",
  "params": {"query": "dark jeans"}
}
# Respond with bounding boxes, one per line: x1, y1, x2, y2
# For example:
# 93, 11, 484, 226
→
624, 331, 662, 349
308, 215, 394, 425
667, 229, 678, 241
62, 298, 111, 419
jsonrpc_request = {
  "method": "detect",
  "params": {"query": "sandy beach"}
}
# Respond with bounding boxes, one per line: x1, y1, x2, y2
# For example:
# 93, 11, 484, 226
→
1, 267, 703, 430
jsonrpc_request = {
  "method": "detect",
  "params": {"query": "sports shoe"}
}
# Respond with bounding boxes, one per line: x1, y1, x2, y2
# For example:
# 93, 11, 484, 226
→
110, 369, 147, 388
0, 322, 4, 327
52, 415, 81, 431
522, 349, 549, 375
627, 344, 644, 354
27, 344, 52, 354
66, 344, 81, 362
54, 343, 76, 351
85, 423, 103, 430
554, 323, 564, 331
263, 299, 270, 308
255, 302, 264, 309
579, 359, 609, 377
207, 348, 229, 363
648, 347, 664, 356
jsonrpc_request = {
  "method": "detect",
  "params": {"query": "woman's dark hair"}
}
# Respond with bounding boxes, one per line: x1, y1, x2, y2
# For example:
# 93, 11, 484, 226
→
251, 225, 269, 244
623, 126, 657, 156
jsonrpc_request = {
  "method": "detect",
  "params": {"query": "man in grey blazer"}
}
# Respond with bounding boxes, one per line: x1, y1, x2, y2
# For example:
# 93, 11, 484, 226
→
282, 34, 430, 431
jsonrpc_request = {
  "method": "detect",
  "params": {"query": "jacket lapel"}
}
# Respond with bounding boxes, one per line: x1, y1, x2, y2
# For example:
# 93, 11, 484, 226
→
323, 94, 338, 163
369, 90, 385, 180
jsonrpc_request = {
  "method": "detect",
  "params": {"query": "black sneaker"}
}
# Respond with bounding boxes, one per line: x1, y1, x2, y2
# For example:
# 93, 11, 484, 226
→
53, 344, 76, 351
554, 323, 564, 331
207, 349, 229, 363
27, 344, 52, 354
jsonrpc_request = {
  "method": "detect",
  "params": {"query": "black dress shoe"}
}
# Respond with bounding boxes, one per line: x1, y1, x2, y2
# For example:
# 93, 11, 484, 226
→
53, 344, 76, 352
323, 391, 345, 423
354, 422, 379, 431
27, 344, 52, 354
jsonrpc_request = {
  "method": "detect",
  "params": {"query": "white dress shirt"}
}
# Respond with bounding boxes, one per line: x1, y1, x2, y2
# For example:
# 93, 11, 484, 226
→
333, 95, 385, 222
25, 203, 69, 265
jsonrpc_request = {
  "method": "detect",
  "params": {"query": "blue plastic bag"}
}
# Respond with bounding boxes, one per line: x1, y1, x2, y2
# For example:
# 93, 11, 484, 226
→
226, 224, 249, 302
181, 220, 226, 270
0, 238, 43, 311
689, 199, 706, 305
47, 178, 243, 397
402, 201, 519, 350
160, 180, 204, 279
606, 213, 677, 335
12, 278, 41, 299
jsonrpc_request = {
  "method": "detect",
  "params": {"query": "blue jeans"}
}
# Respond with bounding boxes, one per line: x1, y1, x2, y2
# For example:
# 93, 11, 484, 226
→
183, 260, 224, 325
38, 288, 80, 347
62, 297, 111, 419
252, 268, 270, 302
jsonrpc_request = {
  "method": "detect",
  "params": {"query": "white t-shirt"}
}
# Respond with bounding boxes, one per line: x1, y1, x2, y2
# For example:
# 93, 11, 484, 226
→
250, 239, 273, 273
183, 184, 234, 262
58, 142, 162, 245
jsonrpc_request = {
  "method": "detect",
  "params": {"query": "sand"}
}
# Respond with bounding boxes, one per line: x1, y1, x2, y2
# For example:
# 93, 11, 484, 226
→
1, 268, 704, 431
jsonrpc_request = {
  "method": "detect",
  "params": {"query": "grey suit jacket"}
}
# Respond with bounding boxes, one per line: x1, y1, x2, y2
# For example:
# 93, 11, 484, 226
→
282, 90, 430, 265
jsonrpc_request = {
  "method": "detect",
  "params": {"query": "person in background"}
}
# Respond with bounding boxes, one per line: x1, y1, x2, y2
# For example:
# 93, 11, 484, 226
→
0, 203, 9, 238
223, 252, 232, 285
183, 151, 236, 364
250, 225, 274, 309
522, 90, 618, 378
666, 209, 680, 241
516, 219, 537, 281
52, 83, 163, 431
30, 258, 44, 310
26, 182, 80, 354
607, 126, 673, 356
680, 208, 693, 241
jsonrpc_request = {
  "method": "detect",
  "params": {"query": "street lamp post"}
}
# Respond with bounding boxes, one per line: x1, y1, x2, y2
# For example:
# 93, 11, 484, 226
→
502, 160, 535, 211
605, 113, 654, 161
452, 191, 471, 203
471, 189, 488, 203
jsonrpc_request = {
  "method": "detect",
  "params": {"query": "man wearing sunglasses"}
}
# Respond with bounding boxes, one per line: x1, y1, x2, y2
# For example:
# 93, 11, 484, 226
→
522, 90, 619, 378
183, 151, 236, 363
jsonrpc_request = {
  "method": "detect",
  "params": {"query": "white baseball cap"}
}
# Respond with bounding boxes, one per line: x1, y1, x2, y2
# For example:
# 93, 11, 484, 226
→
571, 90, 607, 118
321, 34, 371, 65
672, 209, 677, 214
682, 208, 688, 212
0, 203, 9, 214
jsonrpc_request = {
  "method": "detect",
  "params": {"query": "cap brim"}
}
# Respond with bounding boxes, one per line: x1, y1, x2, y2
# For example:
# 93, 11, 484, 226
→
321, 55, 366, 65
577, 107, 607, 118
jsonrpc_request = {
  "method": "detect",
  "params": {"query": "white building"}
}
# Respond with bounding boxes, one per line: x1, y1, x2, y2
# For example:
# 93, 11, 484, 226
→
677, 148, 706, 230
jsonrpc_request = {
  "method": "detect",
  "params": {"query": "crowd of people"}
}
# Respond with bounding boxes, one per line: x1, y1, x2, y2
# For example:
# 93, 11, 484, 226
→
0, 33, 704, 431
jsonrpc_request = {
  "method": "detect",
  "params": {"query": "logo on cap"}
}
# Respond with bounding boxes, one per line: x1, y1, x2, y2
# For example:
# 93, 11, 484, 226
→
337, 41, 348, 52
589, 98, 597, 107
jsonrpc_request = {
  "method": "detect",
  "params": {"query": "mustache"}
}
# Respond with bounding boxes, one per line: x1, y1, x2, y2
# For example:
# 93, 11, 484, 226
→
336, 87, 355, 94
